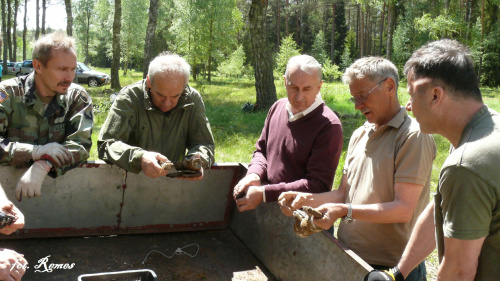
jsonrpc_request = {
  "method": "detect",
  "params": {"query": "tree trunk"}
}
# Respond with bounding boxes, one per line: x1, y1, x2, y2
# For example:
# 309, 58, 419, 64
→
23, 0, 27, 60
478, 0, 484, 80
285, 0, 289, 36
276, 0, 280, 50
386, 2, 395, 60
142, 0, 159, 79
445, 0, 450, 11
13, 0, 18, 61
249, 0, 277, 111
84, 8, 91, 64
1, 0, 7, 74
330, 1, 336, 64
35, 0, 39, 39
379, 1, 385, 56
111, 0, 122, 89
208, 19, 213, 82
295, 0, 300, 46
41, 0, 46, 35
64, 0, 72, 36
360, 5, 364, 57
355, 4, 359, 53
7, 0, 12, 61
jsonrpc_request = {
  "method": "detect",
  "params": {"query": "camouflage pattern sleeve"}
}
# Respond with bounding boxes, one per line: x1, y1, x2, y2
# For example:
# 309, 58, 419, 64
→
52, 86, 93, 177
97, 90, 145, 173
0, 88, 17, 165
185, 89, 215, 169
0, 82, 36, 166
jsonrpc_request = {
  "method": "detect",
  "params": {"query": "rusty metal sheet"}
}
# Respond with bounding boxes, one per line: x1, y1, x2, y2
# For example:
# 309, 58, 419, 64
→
229, 202, 372, 281
0, 162, 239, 238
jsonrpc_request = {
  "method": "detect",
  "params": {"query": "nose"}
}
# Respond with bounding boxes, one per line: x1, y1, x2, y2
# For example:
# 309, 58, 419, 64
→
295, 90, 305, 102
354, 99, 364, 110
164, 98, 174, 108
405, 98, 412, 111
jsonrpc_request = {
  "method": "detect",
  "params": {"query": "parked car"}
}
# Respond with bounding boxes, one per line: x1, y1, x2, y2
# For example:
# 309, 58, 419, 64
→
13, 62, 22, 76
6, 62, 17, 75
17, 60, 34, 76
74, 62, 110, 87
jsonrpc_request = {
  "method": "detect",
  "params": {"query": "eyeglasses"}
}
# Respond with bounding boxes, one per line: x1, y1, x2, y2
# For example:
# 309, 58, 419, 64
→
349, 78, 388, 104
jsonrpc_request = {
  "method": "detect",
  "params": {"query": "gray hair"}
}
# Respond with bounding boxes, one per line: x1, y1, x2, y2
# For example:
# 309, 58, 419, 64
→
32, 32, 76, 66
284, 55, 322, 81
148, 52, 191, 86
342, 56, 399, 92
404, 39, 481, 102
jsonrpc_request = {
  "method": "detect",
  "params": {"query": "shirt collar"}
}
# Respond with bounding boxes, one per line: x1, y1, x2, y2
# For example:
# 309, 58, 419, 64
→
363, 107, 407, 132
286, 93, 324, 122
23, 72, 66, 117
457, 105, 489, 148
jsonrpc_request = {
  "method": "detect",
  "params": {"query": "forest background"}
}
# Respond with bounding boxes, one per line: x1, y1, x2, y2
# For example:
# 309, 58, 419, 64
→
1, 0, 499, 93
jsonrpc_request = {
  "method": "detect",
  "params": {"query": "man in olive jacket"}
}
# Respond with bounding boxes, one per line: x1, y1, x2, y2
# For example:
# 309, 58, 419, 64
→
98, 53, 215, 179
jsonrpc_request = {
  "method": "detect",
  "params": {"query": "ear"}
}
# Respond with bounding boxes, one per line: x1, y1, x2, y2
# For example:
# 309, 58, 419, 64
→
32, 59, 42, 74
318, 80, 323, 91
385, 78, 397, 97
283, 75, 287, 85
430, 85, 445, 108
146, 75, 152, 88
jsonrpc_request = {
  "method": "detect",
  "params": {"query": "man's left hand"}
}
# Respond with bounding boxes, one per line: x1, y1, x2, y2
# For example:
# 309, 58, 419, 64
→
312, 203, 346, 230
236, 186, 264, 212
15, 161, 49, 202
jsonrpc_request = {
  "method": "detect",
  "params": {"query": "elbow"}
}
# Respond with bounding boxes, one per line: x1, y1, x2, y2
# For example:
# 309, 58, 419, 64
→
396, 208, 415, 224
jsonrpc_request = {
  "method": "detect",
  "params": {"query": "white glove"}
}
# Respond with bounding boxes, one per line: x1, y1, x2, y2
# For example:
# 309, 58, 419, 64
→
15, 162, 48, 202
32, 142, 72, 166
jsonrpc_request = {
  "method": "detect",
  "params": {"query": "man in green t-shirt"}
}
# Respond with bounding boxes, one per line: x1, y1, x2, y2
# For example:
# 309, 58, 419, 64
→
366, 40, 500, 281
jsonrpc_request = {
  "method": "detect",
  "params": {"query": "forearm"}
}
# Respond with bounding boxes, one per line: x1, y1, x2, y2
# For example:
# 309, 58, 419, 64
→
398, 202, 436, 277
264, 178, 332, 202
437, 260, 477, 281
0, 139, 34, 167
349, 201, 418, 224
97, 140, 144, 173
186, 144, 215, 168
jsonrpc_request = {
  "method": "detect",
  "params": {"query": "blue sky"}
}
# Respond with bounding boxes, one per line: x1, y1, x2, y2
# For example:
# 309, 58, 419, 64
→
17, 0, 66, 31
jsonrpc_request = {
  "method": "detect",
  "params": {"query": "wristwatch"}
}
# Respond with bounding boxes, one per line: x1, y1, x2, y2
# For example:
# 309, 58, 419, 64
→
345, 203, 353, 222
45, 160, 54, 171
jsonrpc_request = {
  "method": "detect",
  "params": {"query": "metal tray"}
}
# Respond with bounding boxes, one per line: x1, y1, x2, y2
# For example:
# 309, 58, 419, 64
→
78, 269, 157, 281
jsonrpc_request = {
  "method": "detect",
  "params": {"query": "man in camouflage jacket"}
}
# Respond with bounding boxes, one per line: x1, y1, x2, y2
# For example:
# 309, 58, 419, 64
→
0, 32, 93, 201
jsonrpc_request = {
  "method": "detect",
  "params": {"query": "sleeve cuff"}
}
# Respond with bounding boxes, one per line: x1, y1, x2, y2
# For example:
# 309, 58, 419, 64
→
14, 142, 34, 164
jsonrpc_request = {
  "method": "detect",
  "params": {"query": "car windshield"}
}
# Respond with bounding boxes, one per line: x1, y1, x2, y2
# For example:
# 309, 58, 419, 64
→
78, 63, 92, 71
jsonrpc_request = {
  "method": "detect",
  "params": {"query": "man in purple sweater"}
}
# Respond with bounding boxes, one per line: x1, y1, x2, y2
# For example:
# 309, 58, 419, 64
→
233, 55, 343, 212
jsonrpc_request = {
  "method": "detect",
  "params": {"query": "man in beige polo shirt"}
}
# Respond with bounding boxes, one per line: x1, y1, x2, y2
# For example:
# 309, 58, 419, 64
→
279, 57, 436, 281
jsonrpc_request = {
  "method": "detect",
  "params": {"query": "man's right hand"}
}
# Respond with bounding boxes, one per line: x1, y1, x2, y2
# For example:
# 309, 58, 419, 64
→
0, 201, 24, 235
233, 173, 261, 200
0, 248, 27, 281
32, 142, 72, 167
141, 151, 170, 178
278, 191, 313, 217
364, 268, 404, 281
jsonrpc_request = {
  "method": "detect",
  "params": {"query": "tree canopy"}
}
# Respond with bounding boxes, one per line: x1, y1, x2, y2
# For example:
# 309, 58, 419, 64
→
1, 0, 499, 101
